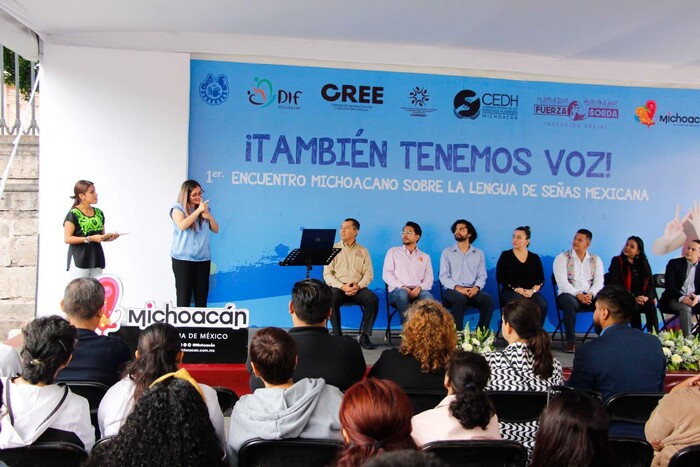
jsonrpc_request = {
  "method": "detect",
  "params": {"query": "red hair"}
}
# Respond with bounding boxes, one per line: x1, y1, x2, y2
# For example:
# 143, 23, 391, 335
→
336, 378, 416, 467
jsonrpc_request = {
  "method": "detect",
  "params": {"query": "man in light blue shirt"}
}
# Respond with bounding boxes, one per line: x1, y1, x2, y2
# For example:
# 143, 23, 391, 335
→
439, 219, 494, 330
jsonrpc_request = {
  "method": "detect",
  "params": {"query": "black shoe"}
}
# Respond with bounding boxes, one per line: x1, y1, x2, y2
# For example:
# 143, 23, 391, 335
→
359, 334, 375, 350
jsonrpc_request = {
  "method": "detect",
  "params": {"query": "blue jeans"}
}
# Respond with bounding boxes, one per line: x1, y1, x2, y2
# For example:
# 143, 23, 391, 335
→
556, 293, 595, 344
389, 288, 434, 321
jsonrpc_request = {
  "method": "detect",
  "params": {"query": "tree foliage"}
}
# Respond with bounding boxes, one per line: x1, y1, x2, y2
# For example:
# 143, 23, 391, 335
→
3, 47, 36, 99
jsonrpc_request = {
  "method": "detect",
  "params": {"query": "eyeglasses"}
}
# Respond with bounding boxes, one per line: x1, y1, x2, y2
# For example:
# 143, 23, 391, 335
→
402, 231, 415, 235
190, 190, 205, 197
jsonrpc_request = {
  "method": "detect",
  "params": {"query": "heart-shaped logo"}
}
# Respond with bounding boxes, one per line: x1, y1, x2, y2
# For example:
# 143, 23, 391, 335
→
96, 274, 124, 336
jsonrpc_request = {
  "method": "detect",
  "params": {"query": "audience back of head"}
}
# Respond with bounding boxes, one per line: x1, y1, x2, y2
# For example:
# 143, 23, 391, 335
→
86, 376, 225, 467
62, 278, 105, 321
530, 391, 611, 467
336, 378, 416, 467
124, 322, 180, 402
447, 350, 494, 430
502, 298, 554, 378
401, 300, 456, 373
291, 278, 332, 325
20, 316, 76, 385
596, 285, 635, 324
249, 327, 296, 384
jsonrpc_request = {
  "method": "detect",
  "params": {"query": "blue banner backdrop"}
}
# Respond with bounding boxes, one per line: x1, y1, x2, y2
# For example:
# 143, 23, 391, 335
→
189, 59, 700, 331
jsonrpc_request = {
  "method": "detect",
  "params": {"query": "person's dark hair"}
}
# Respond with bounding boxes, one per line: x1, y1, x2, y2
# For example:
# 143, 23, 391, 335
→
345, 218, 360, 230
70, 180, 94, 208
577, 228, 593, 241
404, 221, 422, 238
291, 279, 332, 325
124, 323, 181, 403
450, 219, 478, 242
249, 327, 296, 385
447, 350, 494, 430
336, 378, 417, 467
515, 225, 531, 240
84, 377, 226, 467
691, 239, 700, 247
622, 236, 652, 277
502, 299, 554, 379
63, 278, 105, 321
530, 391, 611, 467
595, 285, 635, 323
177, 179, 204, 230
20, 316, 77, 385
363, 449, 447, 467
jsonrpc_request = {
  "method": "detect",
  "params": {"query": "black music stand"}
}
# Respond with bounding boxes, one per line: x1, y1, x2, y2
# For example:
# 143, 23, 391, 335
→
279, 229, 341, 279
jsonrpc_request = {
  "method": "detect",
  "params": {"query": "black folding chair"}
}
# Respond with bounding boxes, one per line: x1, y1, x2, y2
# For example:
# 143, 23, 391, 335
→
422, 439, 528, 467
486, 390, 548, 423
383, 283, 402, 346
550, 273, 595, 349
403, 389, 448, 415
0, 441, 88, 467
669, 444, 700, 467
238, 438, 343, 467
61, 381, 110, 439
212, 386, 239, 416
604, 392, 665, 424
609, 437, 654, 467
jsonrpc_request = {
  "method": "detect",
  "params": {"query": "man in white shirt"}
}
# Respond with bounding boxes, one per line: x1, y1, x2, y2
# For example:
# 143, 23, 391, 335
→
382, 221, 434, 321
552, 228, 604, 353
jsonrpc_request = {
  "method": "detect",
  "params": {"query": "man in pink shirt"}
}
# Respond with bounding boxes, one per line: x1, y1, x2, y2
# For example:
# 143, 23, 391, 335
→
382, 221, 434, 321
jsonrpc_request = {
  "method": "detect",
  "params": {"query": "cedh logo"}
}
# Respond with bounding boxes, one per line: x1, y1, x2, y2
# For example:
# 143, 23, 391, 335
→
635, 100, 656, 127
247, 77, 275, 108
199, 74, 229, 106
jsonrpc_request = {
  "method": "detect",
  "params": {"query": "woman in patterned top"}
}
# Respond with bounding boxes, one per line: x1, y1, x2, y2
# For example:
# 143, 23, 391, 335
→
484, 298, 563, 454
63, 180, 120, 278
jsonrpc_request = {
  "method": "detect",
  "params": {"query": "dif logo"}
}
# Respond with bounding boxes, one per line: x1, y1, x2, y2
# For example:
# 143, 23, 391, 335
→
321, 84, 384, 105
247, 77, 302, 109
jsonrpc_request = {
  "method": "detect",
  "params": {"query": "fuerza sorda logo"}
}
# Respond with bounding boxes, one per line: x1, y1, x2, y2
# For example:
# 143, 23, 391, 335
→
199, 74, 230, 106
247, 77, 302, 109
635, 100, 656, 128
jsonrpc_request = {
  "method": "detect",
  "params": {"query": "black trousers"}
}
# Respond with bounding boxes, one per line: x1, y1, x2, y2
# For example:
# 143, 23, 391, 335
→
172, 258, 211, 307
330, 287, 378, 336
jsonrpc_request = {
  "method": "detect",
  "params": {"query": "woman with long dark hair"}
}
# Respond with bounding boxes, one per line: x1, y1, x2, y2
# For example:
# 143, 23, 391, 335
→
411, 350, 500, 447
530, 391, 611, 467
0, 316, 94, 451
86, 376, 226, 467
64, 180, 120, 278
336, 378, 417, 467
496, 226, 547, 324
97, 323, 224, 442
484, 299, 563, 453
606, 235, 657, 331
170, 179, 219, 307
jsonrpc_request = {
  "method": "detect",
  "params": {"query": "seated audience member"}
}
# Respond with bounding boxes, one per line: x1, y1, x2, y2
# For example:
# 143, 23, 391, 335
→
85, 374, 227, 467
229, 327, 343, 455
0, 343, 21, 378
605, 236, 657, 332
659, 239, 700, 337
248, 279, 365, 392
552, 228, 604, 353
411, 350, 500, 447
567, 285, 666, 404
336, 378, 417, 467
645, 374, 700, 467
57, 278, 132, 386
496, 226, 548, 324
98, 323, 224, 443
368, 300, 456, 391
530, 391, 611, 467
382, 221, 434, 321
484, 299, 563, 453
0, 316, 94, 451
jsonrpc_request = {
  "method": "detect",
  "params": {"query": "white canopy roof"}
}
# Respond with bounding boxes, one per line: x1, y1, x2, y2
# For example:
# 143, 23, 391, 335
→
2, 0, 700, 85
